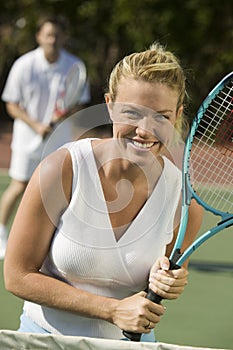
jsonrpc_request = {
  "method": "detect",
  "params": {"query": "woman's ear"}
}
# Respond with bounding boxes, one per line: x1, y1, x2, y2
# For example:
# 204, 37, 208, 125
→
104, 93, 113, 121
176, 105, 184, 119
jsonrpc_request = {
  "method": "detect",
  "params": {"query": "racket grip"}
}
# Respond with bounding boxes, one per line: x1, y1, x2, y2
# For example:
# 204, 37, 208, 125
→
122, 259, 180, 341
122, 290, 162, 341
122, 331, 142, 342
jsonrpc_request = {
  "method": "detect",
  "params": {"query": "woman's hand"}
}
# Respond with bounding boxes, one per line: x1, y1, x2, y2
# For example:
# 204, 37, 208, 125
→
148, 256, 188, 300
110, 291, 165, 333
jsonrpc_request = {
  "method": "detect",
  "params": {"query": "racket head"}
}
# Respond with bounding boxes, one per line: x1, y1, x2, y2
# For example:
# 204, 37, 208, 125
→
171, 72, 233, 263
56, 60, 87, 115
187, 72, 233, 214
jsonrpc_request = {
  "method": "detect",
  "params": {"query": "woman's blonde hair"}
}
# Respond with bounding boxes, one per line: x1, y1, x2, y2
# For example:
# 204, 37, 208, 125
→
107, 42, 189, 137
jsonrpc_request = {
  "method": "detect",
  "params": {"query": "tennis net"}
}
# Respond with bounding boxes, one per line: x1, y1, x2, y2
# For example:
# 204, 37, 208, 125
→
0, 330, 229, 350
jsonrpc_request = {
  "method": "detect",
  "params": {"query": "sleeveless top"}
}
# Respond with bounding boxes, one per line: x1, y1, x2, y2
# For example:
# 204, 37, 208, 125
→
23, 138, 182, 339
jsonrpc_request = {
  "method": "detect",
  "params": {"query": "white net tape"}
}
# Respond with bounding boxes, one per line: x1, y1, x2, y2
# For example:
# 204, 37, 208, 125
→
0, 330, 229, 350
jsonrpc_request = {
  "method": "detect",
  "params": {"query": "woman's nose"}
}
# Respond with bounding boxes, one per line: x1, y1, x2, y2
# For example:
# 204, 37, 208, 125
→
136, 117, 154, 137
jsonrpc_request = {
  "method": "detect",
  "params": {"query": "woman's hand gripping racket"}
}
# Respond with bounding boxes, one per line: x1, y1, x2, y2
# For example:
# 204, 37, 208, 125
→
123, 71, 233, 341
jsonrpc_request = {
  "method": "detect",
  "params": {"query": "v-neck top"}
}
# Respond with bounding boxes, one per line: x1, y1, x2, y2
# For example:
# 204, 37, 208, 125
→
23, 138, 182, 339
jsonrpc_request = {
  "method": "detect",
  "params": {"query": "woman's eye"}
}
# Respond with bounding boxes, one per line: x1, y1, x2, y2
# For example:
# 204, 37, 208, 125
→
153, 114, 169, 121
123, 110, 141, 119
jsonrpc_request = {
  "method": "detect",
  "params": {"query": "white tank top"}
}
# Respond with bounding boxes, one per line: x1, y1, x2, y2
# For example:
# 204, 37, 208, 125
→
24, 138, 182, 339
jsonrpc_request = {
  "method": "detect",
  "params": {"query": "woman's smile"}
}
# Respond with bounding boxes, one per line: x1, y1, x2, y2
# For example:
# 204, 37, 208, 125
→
129, 138, 160, 151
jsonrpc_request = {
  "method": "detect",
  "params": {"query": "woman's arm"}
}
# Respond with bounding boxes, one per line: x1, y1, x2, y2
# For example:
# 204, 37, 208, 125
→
4, 147, 165, 333
4, 148, 115, 319
166, 198, 204, 268
148, 199, 204, 299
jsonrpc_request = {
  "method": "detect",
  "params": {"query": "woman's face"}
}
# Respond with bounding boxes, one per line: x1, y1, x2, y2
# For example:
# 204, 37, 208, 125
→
106, 77, 183, 162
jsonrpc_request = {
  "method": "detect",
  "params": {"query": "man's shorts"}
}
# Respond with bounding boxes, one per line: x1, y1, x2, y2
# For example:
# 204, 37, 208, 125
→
9, 149, 42, 182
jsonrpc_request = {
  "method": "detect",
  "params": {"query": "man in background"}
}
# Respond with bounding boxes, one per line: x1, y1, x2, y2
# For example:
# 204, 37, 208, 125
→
0, 14, 91, 259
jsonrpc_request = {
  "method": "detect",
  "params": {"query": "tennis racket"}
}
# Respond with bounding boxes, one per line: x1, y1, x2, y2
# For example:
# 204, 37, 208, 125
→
52, 59, 87, 122
28, 60, 87, 153
123, 71, 233, 341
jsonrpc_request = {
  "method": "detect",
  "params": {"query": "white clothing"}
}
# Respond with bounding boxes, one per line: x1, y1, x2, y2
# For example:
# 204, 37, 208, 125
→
2, 47, 90, 180
24, 138, 182, 339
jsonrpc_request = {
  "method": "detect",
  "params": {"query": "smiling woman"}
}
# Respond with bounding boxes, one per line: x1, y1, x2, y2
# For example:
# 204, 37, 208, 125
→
4, 43, 203, 342
106, 78, 182, 160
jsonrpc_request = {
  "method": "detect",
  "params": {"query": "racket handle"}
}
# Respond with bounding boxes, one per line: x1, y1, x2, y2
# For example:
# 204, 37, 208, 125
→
122, 331, 142, 342
122, 259, 180, 341
122, 290, 162, 341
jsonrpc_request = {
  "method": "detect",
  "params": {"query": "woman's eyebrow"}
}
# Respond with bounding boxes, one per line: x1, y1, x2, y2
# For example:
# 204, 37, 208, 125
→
120, 104, 174, 115
155, 109, 173, 114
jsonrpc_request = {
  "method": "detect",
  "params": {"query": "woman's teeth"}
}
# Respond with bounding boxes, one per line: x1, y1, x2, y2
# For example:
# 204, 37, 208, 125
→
133, 141, 155, 149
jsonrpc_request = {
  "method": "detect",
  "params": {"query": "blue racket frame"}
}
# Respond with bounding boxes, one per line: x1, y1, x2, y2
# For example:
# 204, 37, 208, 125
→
170, 71, 233, 266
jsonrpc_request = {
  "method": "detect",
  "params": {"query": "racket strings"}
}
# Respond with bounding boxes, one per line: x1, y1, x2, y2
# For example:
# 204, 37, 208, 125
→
189, 80, 233, 213
195, 86, 233, 146
55, 61, 86, 115
191, 144, 232, 212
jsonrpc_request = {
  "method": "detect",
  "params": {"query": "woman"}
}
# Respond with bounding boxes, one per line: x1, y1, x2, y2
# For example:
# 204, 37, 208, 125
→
4, 43, 203, 342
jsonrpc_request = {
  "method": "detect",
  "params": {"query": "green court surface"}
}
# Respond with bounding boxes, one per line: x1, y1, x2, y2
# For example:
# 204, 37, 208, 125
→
0, 172, 232, 349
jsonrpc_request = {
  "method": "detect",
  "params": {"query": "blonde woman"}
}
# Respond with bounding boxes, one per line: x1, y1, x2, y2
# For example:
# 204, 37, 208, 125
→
4, 43, 202, 342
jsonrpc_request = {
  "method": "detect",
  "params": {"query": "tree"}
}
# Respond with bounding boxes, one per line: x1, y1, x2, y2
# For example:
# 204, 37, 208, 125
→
0, 0, 232, 121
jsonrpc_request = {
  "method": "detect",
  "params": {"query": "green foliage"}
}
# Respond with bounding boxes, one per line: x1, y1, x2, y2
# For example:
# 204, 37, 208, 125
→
0, 0, 232, 109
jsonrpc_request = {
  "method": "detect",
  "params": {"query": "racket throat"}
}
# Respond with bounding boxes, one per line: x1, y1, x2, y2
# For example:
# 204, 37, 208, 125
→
217, 214, 233, 228
170, 248, 183, 267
